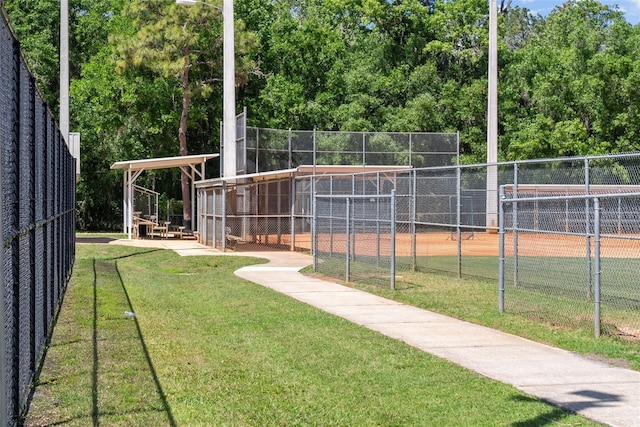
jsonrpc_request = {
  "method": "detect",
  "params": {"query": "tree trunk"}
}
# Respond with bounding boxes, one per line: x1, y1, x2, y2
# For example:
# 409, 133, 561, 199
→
179, 66, 192, 230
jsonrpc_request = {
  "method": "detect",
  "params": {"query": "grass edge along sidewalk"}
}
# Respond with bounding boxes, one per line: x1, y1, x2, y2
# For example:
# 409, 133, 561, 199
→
24, 244, 598, 426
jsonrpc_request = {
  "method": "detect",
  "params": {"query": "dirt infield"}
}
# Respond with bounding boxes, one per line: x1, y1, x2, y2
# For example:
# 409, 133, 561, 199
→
240, 231, 640, 258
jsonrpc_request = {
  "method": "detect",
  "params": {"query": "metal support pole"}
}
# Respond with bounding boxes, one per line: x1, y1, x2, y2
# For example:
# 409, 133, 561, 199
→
313, 129, 317, 170
345, 197, 351, 283
513, 163, 519, 286
456, 165, 462, 278
290, 177, 296, 251
222, 0, 236, 179
594, 197, 601, 338
288, 128, 292, 169
499, 185, 505, 313
408, 132, 412, 166
312, 192, 317, 270
123, 170, 128, 234
329, 177, 334, 257
376, 173, 381, 266
221, 181, 227, 251
60, 0, 69, 145
391, 190, 396, 291
585, 158, 592, 298
411, 170, 417, 271
486, 0, 499, 231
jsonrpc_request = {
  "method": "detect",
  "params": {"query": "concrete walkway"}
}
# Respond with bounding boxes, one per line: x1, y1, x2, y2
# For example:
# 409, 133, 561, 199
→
110, 239, 640, 427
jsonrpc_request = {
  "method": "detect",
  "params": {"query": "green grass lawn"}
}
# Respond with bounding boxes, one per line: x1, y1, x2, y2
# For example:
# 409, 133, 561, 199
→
24, 243, 598, 426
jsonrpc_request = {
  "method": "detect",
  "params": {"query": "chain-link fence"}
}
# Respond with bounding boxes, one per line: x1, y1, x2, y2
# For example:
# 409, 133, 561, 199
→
197, 177, 296, 251
0, 11, 76, 426
500, 191, 640, 338
203, 125, 640, 338
306, 154, 640, 336
313, 192, 413, 289
242, 128, 459, 173
199, 129, 458, 252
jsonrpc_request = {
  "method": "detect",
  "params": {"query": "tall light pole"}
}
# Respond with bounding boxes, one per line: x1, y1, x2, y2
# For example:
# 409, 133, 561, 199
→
177, 0, 236, 179
60, 0, 69, 145
486, 0, 498, 231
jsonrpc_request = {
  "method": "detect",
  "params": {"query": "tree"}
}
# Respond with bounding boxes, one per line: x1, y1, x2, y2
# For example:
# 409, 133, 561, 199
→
113, 0, 258, 229
501, 0, 630, 159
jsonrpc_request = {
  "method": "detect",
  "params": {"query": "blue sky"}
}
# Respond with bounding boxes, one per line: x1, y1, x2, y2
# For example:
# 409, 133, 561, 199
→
509, 0, 640, 25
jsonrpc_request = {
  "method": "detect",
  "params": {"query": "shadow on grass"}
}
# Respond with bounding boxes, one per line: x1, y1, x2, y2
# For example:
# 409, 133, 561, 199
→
90, 256, 176, 426
509, 393, 621, 426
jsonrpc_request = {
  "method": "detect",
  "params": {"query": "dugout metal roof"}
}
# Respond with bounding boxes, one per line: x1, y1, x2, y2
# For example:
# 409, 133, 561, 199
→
110, 153, 219, 171
111, 154, 219, 238
195, 164, 412, 187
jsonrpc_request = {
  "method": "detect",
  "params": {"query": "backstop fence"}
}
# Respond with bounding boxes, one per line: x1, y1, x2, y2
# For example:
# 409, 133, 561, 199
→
239, 127, 459, 174
198, 129, 458, 252
0, 11, 76, 426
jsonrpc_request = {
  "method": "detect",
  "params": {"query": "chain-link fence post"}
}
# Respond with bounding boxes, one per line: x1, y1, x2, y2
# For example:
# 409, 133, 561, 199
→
585, 158, 593, 299
593, 197, 601, 338
390, 190, 396, 291
221, 181, 227, 251
411, 170, 417, 271
312, 192, 317, 271
329, 177, 334, 258
345, 196, 351, 283
513, 162, 519, 286
456, 165, 462, 278
498, 185, 505, 313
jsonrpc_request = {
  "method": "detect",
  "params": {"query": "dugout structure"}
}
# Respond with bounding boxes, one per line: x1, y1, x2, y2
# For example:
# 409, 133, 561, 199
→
199, 128, 459, 251
195, 165, 412, 251
111, 154, 218, 239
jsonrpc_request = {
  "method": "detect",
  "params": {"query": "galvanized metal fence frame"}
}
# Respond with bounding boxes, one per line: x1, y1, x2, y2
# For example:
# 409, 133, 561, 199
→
307, 154, 640, 338
0, 11, 76, 426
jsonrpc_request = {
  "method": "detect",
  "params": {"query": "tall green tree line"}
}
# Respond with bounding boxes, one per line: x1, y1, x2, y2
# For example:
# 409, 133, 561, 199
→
4, 0, 640, 230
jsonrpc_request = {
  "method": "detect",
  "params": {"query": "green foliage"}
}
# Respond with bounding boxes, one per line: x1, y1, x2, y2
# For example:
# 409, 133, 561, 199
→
8, 0, 640, 228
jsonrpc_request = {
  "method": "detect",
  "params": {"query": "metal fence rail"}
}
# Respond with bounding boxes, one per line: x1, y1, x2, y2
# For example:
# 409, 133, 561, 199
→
0, 11, 76, 426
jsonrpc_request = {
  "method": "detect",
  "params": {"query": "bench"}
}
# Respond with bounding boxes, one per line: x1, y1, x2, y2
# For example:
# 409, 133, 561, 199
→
150, 221, 170, 239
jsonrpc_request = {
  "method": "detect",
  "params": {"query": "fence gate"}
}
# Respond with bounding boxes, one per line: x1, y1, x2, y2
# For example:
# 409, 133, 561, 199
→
313, 191, 400, 290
